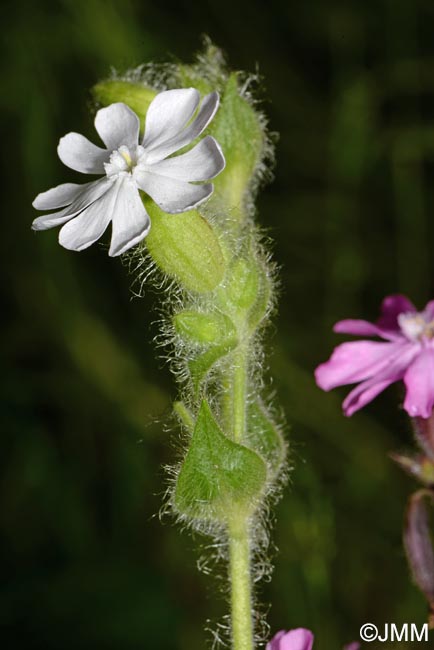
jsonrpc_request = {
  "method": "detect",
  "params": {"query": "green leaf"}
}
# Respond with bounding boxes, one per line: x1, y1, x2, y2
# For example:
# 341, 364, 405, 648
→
143, 198, 226, 293
246, 401, 286, 480
92, 80, 156, 130
173, 310, 236, 345
174, 401, 267, 521
189, 337, 238, 392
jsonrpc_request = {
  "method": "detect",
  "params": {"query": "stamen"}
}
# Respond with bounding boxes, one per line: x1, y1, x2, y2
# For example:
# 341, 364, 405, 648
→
398, 312, 434, 341
119, 149, 132, 167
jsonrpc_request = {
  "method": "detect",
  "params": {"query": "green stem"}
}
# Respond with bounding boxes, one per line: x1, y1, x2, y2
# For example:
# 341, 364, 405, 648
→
232, 343, 248, 442
228, 517, 254, 650
225, 338, 254, 649
221, 340, 249, 442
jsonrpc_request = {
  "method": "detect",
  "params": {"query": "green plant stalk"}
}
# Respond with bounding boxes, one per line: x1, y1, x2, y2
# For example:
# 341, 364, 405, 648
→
227, 339, 254, 649
232, 342, 249, 443
228, 515, 254, 650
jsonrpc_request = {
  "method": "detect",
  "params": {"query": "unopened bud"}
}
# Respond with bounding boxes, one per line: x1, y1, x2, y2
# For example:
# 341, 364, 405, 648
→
413, 414, 434, 460
404, 490, 434, 616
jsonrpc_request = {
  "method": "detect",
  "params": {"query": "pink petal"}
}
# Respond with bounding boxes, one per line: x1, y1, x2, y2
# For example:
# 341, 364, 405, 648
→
266, 630, 286, 649
315, 340, 410, 391
403, 347, 434, 418
377, 294, 416, 331
267, 629, 314, 650
342, 376, 397, 416
423, 300, 434, 321
282, 629, 314, 650
342, 344, 419, 415
334, 319, 403, 341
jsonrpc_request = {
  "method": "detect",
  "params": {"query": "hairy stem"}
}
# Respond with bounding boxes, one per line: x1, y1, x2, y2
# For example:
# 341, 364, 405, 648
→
226, 339, 254, 649
232, 342, 249, 443
228, 516, 254, 650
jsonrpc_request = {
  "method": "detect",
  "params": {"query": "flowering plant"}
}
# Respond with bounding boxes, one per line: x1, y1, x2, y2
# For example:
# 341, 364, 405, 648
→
30, 38, 434, 649
316, 294, 434, 630
32, 45, 288, 650
315, 294, 434, 417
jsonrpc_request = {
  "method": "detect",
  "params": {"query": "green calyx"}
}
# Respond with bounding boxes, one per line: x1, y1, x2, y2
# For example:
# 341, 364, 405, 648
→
174, 400, 267, 522
143, 198, 226, 293
208, 73, 266, 216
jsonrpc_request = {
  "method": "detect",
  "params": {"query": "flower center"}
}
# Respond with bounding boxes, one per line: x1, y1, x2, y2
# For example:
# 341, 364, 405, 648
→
398, 311, 434, 341
104, 145, 145, 178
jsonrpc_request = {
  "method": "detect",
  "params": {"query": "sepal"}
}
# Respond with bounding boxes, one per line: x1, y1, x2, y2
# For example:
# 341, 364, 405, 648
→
143, 198, 226, 293
209, 74, 266, 214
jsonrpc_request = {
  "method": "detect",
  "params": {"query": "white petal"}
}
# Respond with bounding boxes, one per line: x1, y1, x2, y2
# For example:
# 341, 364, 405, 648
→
32, 179, 112, 231
94, 103, 140, 151
58, 181, 124, 251
145, 136, 225, 182
145, 92, 220, 164
142, 88, 200, 152
33, 182, 95, 210
136, 170, 213, 213
109, 182, 151, 256
57, 132, 109, 174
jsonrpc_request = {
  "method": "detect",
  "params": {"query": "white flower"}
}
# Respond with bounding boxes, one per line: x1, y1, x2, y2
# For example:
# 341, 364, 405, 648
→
32, 88, 225, 256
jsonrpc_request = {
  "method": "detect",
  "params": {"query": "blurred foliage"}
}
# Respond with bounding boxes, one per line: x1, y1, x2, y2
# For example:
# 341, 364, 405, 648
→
2, 0, 434, 648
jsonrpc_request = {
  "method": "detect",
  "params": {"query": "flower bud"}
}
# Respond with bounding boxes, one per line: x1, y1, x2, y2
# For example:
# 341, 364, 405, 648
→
404, 489, 434, 620
173, 310, 236, 345
413, 414, 434, 460
221, 257, 259, 313
92, 80, 156, 130
391, 452, 434, 487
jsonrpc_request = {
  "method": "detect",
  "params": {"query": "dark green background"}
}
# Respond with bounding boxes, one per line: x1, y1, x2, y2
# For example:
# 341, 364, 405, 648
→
2, 0, 434, 648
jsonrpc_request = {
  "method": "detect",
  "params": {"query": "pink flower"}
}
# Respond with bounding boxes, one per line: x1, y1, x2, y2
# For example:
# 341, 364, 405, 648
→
315, 295, 434, 418
266, 628, 359, 650
266, 628, 314, 650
